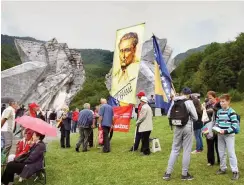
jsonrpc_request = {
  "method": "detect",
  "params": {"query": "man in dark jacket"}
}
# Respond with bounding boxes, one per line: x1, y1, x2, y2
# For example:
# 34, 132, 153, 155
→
149, 95, 156, 117
49, 110, 57, 126
60, 112, 72, 148
1, 104, 6, 114
75, 103, 93, 152
15, 105, 26, 118
191, 95, 203, 154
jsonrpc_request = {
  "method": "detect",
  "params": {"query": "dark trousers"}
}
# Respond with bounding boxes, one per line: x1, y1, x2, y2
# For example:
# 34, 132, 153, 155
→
131, 127, 142, 151
151, 108, 155, 117
1, 161, 25, 184
76, 127, 92, 151
88, 129, 93, 147
60, 129, 70, 148
206, 136, 220, 165
141, 131, 151, 155
161, 108, 166, 116
71, 121, 77, 133
109, 128, 113, 141
102, 126, 111, 152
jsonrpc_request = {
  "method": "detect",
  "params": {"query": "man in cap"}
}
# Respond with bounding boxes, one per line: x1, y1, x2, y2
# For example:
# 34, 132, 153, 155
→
1, 99, 19, 157
26, 102, 40, 117
129, 91, 145, 152
136, 96, 153, 156
163, 87, 198, 181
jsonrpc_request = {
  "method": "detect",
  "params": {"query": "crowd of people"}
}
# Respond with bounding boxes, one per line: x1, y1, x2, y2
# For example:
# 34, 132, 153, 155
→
1, 101, 46, 185
0, 86, 241, 183
163, 88, 240, 181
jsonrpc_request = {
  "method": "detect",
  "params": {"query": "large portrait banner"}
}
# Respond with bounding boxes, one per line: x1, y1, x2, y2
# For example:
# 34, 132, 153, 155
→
111, 23, 145, 104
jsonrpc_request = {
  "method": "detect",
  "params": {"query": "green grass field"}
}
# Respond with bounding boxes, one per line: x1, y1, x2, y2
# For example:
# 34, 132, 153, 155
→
19, 101, 244, 185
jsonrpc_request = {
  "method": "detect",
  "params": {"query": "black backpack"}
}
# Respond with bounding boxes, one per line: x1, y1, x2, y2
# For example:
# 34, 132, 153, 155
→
169, 99, 189, 129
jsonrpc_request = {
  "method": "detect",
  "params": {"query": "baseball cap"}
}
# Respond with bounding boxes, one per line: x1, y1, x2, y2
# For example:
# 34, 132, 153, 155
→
136, 91, 146, 97
29, 102, 39, 109
181, 87, 192, 95
140, 96, 148, 103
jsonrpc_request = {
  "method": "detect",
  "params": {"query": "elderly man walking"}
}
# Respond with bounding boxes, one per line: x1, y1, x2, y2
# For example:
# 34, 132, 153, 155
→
98, 98, 114, 153
75, 103, 93, 152
136, 96, 153, 156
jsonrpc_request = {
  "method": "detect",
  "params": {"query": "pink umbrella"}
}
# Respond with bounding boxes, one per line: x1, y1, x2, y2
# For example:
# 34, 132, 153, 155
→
16, 116, 57, 137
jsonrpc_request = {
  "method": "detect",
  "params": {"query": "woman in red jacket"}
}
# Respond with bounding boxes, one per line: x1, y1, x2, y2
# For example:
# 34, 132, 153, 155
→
7, 129, 34, 162
71, 108, 79, 133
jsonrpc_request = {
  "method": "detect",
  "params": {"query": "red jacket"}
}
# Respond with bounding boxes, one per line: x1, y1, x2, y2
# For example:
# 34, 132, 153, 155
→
15, 139, 32, 158
137, 103, 143, 119
72, 111, 79, 121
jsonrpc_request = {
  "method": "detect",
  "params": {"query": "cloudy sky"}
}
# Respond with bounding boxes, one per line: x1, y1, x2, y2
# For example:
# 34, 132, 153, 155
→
1, 1, 244, 56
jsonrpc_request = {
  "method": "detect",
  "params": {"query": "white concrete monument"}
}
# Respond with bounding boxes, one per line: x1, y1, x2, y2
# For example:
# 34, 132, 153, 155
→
1, 38, 85, 110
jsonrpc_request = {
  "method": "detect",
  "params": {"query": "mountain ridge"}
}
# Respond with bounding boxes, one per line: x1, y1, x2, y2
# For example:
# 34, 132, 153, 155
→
1, 34, 207, 69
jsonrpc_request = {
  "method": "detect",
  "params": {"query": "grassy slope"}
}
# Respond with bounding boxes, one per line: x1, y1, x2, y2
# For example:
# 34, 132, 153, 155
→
20, 101, 244, 185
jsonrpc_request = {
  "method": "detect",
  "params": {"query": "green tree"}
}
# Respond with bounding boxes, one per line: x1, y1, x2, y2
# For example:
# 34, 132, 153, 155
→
171, 32, 244, 95
237, 69, 244, 92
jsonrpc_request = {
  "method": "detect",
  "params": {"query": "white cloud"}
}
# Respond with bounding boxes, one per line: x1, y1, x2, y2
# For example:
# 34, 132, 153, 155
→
1, 1, 244, 56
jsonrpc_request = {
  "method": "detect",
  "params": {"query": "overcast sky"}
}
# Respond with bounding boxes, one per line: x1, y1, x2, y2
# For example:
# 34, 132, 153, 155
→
2, 1, 244, 56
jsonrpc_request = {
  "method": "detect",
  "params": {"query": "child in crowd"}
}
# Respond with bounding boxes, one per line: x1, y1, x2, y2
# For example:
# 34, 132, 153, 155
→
215, 94, 240, 180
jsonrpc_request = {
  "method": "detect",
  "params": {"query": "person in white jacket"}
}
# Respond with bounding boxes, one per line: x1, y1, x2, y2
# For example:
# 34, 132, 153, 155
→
136, 96, 153, 156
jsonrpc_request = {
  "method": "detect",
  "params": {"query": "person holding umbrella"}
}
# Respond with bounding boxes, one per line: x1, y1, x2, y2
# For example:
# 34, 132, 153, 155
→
2, 114, 57, 184
15, 102, 40, 138
7, 129, 34, 162
1, 131, 46, 185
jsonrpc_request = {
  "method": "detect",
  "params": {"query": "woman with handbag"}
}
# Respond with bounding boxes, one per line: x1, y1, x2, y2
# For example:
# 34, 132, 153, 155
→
204, 91, 221, 166
1, 131, 46, 185
7, 129, 34, 163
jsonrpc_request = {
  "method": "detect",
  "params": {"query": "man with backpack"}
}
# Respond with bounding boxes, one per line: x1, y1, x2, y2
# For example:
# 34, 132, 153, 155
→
163, 87, 198, 181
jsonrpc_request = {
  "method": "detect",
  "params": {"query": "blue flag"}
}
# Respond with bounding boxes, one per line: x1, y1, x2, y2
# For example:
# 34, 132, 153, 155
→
108, 96, 119, 107
152, 35, 173, 112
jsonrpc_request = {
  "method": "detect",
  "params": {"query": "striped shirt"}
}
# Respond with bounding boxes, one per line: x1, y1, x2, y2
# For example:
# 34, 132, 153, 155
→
215, 107, 240, 134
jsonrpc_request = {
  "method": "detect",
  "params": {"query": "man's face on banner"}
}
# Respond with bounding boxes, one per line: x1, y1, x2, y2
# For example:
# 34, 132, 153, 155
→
119, 38, 136, 68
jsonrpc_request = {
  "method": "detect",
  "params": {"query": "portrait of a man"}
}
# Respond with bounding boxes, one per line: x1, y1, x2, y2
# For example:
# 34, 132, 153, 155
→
115, 32, 139, 84
111, 23, 145, 104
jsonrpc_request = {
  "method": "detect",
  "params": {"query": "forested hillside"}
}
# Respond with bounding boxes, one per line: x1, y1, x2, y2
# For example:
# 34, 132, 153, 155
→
171, 32, 244, 100
70, 49, 113, 109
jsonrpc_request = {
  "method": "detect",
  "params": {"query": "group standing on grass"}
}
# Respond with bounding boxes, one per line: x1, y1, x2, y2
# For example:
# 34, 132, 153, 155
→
163, 88, 240, 181
56, 88, 240, 181
61, 95, 154, 156
1, 87, 241, 183
57, 98, 115, 153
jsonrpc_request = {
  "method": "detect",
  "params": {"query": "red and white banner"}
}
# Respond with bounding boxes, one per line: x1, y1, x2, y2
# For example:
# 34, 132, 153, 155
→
113, 105, 133, 132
